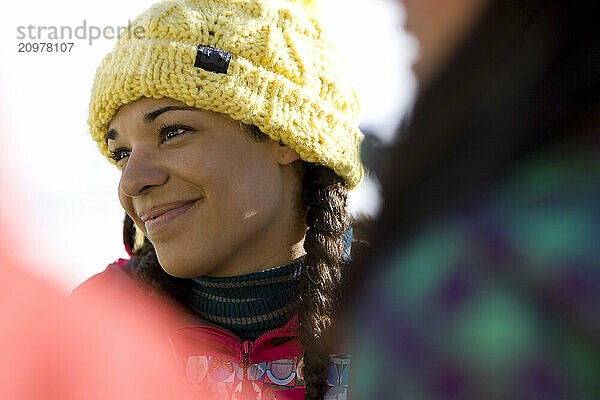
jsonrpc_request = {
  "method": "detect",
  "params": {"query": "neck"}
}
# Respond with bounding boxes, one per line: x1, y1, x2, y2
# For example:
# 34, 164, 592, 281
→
206, 237, 306, 278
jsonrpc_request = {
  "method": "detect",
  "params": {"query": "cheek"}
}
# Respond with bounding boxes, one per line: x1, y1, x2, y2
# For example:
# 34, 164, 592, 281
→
190, 142, 277, 200
117, 186, 137, 222
204, 162, 282, 239
224, 155, 280, 210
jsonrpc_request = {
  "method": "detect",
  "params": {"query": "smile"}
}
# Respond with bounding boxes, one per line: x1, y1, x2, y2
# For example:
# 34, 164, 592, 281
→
139, 200, 199, 236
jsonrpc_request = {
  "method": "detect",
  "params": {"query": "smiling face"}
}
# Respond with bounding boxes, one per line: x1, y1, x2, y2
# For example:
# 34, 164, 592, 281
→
107, 97, 307, 278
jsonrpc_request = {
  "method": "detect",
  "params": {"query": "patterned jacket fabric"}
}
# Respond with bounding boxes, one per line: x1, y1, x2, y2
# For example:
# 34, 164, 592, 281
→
346, 144, 600, 399
74, 261, 350, 400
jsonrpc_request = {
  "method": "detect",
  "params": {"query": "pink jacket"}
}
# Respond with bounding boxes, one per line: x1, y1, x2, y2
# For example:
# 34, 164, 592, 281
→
74, 260, 350, 400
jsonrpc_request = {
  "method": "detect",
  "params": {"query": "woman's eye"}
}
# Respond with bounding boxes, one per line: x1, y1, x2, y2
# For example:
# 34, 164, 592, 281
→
161, 125, 191, 142
109, 148, 130, 162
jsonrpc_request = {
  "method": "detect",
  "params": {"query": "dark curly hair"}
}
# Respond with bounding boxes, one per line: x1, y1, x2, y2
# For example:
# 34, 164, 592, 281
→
123, 125, 352, 400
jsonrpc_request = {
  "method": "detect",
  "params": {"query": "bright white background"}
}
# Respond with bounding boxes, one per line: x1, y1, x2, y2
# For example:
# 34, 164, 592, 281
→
0, 0, 417, 292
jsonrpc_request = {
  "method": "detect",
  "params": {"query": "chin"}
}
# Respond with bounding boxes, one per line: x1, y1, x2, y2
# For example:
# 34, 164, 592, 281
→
155, 250, 210, 278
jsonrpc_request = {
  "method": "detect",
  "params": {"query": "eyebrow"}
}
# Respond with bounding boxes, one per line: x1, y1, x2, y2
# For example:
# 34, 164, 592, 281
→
143, 105, 198, 123
105, 105, 198, 144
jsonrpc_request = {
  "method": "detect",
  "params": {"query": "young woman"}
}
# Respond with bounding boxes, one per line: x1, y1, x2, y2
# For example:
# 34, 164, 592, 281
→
77, 0, 363, 399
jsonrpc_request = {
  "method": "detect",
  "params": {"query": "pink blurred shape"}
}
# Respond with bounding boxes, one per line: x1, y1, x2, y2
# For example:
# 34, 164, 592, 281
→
0, 237, 203, 399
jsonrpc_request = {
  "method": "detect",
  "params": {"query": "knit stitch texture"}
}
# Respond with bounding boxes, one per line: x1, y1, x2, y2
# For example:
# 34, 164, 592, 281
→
188, 260, 302, 341
88, 0, 364, 188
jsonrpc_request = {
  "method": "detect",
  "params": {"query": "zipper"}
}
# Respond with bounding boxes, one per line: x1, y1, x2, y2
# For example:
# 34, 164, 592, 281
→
241, 340, 251, 380
241, 340, 262, 400
176, 316, 300, 368
176, 319, 302, 398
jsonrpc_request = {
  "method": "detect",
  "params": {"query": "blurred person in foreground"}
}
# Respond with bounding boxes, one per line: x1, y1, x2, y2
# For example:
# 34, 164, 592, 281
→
345, 0, 599, 399
0, 203, 199, 398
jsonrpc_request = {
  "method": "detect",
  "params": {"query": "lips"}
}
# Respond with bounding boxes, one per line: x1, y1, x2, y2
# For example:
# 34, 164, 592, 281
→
138, 200, 200, 235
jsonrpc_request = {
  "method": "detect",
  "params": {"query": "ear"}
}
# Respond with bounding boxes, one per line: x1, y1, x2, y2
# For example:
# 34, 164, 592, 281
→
276, 142, 300, 166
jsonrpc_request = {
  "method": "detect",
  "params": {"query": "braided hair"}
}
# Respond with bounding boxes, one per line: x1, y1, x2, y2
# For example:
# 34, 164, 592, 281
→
123, 126, 351, 400
298, 164, 350, 399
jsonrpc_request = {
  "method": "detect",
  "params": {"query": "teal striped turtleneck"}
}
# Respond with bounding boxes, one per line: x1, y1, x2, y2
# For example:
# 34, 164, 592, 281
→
187, 260, 302, 341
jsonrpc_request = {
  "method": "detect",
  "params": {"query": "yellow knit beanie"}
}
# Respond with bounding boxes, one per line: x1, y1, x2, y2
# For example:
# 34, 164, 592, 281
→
88, 0, 364, 188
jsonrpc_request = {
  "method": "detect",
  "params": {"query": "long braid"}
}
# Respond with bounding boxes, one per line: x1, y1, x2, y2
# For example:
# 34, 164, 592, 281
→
299, 164, 350, 400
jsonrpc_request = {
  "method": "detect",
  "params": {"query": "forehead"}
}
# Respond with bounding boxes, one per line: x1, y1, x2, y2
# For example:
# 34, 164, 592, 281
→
108, 97, 190, 128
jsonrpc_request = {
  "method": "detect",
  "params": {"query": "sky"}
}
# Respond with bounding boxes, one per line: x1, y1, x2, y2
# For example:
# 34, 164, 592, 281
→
0, 0, 417, 292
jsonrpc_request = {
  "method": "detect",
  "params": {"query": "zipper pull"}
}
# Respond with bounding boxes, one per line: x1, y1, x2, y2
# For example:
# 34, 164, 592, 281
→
241, 340, 251, 380
242, 352, 250, 376
240, 341, 257, 400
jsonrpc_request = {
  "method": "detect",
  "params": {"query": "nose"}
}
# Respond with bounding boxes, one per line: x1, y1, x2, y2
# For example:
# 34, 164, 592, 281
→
118, 148, 168, 197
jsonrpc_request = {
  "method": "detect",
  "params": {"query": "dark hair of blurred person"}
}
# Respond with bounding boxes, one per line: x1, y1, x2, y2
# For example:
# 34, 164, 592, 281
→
345, 0, 599, 398
376, 0, 598, 233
